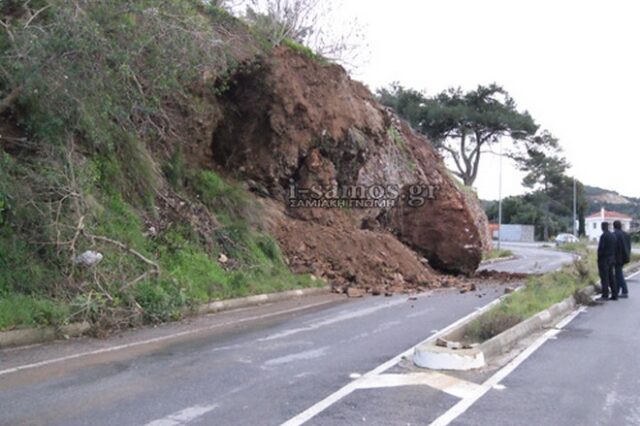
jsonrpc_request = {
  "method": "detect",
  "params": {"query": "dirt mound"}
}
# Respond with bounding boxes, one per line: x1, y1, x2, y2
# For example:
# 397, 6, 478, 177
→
273, 212, 440, 295
210, 46, 492, 287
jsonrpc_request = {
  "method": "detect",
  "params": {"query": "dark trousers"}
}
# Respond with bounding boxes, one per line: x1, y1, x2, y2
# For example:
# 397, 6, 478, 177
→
615, 264, 628, 295
598, 259, 617, 298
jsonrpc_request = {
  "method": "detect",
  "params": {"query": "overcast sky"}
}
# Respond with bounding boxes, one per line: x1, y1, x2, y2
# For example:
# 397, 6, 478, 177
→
337, 0, 639, 200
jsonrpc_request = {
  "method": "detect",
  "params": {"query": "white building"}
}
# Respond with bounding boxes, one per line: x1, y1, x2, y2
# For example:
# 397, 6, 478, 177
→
585, 208, 632, 242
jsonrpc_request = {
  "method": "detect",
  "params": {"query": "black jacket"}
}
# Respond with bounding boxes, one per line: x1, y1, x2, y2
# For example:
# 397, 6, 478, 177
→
614, 228, 631, 265
598, 230, 617, 262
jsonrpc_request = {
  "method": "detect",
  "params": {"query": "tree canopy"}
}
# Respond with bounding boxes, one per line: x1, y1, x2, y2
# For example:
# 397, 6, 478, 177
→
378, 83, 541, 186
485, 138, 587, 240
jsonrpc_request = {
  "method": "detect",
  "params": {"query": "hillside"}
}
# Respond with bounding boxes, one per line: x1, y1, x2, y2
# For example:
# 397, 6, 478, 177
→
584, 185, 640, 219
0, 0, 490, 332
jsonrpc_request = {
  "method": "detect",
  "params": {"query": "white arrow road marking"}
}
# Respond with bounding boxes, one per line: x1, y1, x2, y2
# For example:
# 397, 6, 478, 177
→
144, 404, 218, 426
355, 372, 481, 399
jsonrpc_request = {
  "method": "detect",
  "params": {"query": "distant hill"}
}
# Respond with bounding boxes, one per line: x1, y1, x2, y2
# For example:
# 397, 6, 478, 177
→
584, 185, 640, 219
481, 185, 640, 224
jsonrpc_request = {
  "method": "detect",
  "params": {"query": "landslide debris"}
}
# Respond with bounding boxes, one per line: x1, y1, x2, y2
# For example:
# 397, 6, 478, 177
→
211, 47, 492, 283
0, 1, 496, 334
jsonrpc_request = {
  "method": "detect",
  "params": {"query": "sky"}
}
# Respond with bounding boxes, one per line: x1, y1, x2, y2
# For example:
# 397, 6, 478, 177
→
334, 0, 640, 200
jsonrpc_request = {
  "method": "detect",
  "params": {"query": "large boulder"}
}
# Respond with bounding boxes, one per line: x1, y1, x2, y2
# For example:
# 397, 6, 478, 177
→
211, 47, 489, 277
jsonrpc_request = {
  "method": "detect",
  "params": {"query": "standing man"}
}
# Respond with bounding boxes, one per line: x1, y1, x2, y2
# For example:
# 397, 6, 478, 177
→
614, 220, 632, 298
598, 221, 618, 301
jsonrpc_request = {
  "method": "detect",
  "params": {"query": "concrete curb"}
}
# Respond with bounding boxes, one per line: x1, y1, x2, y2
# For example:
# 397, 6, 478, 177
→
0, 322, 92, 349
414, 284, 596, 371
0, 286, 330, 349
192, 286, 330, 315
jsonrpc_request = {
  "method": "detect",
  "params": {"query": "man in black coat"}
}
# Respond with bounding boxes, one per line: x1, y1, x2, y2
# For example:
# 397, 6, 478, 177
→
598, 221, 618, 300
613, 220, 632, 298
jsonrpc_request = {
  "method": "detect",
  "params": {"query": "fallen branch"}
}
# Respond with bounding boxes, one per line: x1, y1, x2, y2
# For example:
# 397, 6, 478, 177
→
84, 231, 160, 273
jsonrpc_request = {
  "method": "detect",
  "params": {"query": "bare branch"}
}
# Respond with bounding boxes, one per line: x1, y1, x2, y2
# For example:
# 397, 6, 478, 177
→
84, 232, 161, 273
23, 5, 51, 29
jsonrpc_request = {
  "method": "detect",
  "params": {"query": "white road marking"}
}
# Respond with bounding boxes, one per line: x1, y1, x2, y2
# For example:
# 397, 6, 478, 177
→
349, 373, 362, 379
356, 372, 481, 399
258, 298, 409, 342
264, 347, 328, 366
280, 296, 504, 426
144, 404, 218, 426
429, 307, 585, 426
0, 299, 337, 377
627, 269, 640, 280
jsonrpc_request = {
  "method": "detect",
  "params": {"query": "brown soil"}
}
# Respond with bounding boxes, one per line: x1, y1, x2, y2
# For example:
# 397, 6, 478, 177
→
202, 46, 497, 294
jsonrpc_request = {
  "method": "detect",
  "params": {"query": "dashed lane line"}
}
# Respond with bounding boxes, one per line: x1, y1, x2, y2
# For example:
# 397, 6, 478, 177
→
143, 404, 218, 426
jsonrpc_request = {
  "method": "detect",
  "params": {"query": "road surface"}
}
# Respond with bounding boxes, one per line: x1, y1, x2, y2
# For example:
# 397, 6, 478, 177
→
451, 271, 640, 426
479, 242, 574, 274
0, 244, 577, 426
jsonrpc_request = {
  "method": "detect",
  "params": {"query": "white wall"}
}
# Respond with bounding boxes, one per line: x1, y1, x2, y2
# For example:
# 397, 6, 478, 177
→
586, 219, 632, 241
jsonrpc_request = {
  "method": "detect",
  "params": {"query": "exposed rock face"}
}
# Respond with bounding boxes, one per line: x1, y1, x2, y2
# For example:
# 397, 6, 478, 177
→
211, 47, 490, 279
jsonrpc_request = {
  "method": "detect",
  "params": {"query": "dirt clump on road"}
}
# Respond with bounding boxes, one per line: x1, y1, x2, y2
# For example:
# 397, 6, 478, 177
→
473, 270, 532, 281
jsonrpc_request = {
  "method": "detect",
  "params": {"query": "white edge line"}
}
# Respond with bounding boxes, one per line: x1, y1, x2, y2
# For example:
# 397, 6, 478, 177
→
626, 269, 640, 280
280, 296, 505, 426
0, 300, 337, 377
429, 307, 585, 426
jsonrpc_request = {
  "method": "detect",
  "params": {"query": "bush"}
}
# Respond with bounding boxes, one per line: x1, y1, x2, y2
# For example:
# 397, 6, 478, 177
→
134, 279, 186, 323
0, 294, 69, 330
464, 254, 598, 343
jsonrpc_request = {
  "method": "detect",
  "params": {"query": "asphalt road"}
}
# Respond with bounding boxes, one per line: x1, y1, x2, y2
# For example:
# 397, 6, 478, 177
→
479, 242, 575, 274
454, 272, 640, 426
0, 244, 573, 426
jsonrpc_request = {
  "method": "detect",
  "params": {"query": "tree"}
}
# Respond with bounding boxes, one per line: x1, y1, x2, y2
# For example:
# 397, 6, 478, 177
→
517, 138, 576, 240
378, 83, 540, 186
242, 0, 364, 66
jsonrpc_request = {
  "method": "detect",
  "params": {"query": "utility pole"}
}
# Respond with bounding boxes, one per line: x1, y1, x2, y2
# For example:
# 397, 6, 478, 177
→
573, 177, 577, 237
498, 138, 503, 250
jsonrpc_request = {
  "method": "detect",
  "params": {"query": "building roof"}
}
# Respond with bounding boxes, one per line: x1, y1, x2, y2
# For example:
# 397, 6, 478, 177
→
586, 209, 632, 220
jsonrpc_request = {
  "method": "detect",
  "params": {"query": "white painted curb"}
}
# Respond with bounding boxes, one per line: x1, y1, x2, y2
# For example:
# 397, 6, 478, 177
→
414, 345, 485, 370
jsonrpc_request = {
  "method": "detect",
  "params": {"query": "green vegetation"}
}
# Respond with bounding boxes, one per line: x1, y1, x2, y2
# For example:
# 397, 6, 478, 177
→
377, 83, 539, 187
0, 294, 70, 331
465, 249, 598, 343
282, 38, 327, 64
483, 249, 514, 261
387, 126, 415, 171
0, 1, 317, 332
556, 240, 588, 254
